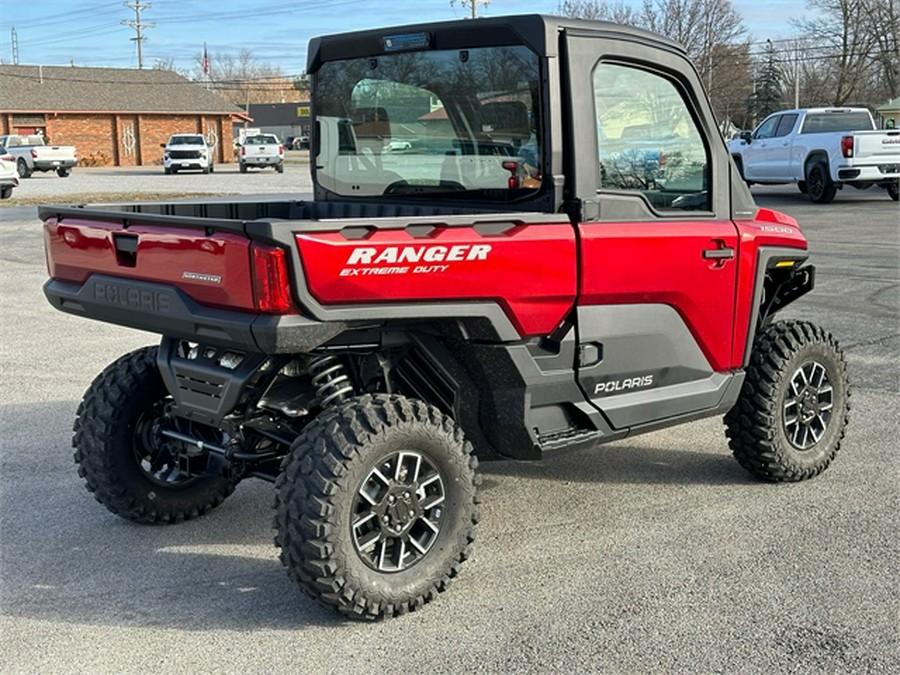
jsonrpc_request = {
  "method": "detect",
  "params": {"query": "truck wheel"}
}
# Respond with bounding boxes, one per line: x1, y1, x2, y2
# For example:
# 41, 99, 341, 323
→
888, 180, 899, 201
57, 168, 71, 177
725, 320, 850, 482
16, 159, 32, 179
276, 163, 284, 174
0, 186, 11, 199
239, 162, 247, 173
164, 167, 171, 175
274, 394, 480, 620
73, 346, 237, 524
805, 161, 837, 204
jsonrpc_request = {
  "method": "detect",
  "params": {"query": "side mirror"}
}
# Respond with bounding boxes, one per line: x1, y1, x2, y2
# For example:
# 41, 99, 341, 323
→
740, 131, 752, 143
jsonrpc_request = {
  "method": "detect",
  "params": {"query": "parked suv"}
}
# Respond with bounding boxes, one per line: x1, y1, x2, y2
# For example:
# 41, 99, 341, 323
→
161, 134, 215, 174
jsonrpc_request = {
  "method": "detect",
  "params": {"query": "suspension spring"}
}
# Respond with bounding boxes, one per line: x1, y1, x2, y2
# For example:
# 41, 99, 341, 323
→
308, 354, 355, 407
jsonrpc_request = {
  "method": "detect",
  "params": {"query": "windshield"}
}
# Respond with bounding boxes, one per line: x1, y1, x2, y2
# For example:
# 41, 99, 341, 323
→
313, 45, 542, 199
170, 136, 204, 145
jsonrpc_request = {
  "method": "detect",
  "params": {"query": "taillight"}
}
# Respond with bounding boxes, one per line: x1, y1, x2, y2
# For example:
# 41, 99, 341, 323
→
0, 153, 12, 161
31, 149, 38, 159
251, 243, 294, 313
502, 160, 520, 189
241, 146, 246, 156
841, 136, 854, 158
278, 144, 284, 156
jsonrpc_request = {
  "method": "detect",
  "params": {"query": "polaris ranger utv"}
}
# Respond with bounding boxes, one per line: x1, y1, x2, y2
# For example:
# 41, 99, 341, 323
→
42, 15, 850, 619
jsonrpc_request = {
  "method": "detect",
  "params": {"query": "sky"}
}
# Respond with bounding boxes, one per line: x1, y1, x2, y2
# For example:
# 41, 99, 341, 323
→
0, 0, 813, 76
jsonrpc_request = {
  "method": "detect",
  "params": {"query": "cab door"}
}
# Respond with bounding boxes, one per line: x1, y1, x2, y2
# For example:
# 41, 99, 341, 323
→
564, 30, 741, 430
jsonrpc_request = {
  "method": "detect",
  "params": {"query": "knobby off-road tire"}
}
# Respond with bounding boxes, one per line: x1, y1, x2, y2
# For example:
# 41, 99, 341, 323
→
274, 394, 480, 620
725, 320, 850, 481
73, 346, 237, 524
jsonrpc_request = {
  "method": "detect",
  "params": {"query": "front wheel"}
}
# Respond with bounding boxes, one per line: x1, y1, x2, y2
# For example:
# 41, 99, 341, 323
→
74, 346, 237, 524
274, 394, 480, 619
725, 320, 850, 481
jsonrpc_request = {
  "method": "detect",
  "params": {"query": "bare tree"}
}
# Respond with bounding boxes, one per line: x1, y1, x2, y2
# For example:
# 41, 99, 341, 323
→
792, 0, 881, 105
194, 49, 301, 105
557, 0, 639, 23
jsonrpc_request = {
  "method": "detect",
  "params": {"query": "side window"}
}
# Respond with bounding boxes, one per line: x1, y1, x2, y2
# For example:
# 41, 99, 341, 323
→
754, 116, 780, 139
774, 114, 798, 137
593, 63, 710, 212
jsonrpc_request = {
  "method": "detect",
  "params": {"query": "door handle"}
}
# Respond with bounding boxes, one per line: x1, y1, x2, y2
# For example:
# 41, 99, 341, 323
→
703, 247, 735, 260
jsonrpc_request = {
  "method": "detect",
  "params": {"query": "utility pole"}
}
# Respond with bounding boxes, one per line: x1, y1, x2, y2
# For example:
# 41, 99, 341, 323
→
121, 1, 155, 69
451, 0, 490, 19
11, 27, 19, 65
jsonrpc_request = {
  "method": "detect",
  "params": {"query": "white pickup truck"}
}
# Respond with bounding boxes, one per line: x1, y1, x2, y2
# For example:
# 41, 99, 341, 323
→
237, 133, 284, 173
0, 134, 78, 178
728, 107, 900, 203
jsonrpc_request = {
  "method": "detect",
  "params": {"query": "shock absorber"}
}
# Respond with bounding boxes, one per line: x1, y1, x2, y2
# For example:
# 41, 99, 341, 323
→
307, 354, 355, 407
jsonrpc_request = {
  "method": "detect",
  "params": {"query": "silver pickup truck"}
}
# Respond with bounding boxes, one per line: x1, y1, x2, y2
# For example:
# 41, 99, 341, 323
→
237, 133, 284, 173
728, 108, 900, 203
0, 134, 78, 178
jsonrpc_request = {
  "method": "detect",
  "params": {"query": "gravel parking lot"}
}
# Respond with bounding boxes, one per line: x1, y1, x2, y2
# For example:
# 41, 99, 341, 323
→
1, 172, 898, 673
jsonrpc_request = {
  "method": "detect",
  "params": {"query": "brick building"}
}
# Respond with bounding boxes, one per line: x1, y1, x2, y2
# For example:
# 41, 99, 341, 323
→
0, 65, 249, 166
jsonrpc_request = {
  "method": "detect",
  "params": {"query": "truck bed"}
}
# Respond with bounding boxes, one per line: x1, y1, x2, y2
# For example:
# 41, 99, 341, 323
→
42, 198, 575, 352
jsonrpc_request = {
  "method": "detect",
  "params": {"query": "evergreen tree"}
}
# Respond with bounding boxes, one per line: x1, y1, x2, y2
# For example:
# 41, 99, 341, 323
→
749, 40, 784, 123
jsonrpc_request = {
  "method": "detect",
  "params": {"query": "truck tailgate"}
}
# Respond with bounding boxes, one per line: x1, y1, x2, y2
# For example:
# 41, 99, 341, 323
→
854, 130, 900, 162
36, 146, 75, 161
44, 215, 257, 311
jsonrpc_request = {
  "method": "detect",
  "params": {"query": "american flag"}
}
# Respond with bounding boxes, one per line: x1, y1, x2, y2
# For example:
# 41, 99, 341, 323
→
202, 43, 209, 75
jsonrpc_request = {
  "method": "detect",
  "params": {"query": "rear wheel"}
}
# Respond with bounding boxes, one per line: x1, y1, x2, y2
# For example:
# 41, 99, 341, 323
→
725, 320, 850, 481
74, 346, 237, 524
239, 162, 247, 173
274, 394, 479, 619
805, 160, 837, 203
16, 159, 31, 178
0, 186, 12, 199
887, 180, 899, 201
57, 168, 71, 177
276, 163, 284, 173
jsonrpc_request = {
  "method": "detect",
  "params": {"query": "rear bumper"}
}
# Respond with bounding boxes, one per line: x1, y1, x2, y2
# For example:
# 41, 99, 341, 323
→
241, 156, 283, 166
33, 160, 77, 171
43, 275, 345, 354
836, 163, 900, 181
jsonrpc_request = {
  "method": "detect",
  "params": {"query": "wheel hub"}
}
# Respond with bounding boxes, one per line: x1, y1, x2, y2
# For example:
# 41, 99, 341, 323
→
376, 487, 423, 536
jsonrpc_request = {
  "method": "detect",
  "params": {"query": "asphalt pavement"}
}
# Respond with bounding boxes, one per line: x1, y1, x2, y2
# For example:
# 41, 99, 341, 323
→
1, 169, 898, 673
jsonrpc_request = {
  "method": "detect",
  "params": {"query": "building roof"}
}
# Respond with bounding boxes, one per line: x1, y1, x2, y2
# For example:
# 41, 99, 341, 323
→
0, 65, 245, 115
876, 97, 900, 112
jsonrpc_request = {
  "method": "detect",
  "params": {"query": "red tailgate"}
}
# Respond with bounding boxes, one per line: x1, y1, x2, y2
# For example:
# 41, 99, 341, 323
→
44, 217, 257, 311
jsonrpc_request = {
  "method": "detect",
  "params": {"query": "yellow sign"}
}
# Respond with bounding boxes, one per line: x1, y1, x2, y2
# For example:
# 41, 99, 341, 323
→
297, 106, 311, 118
